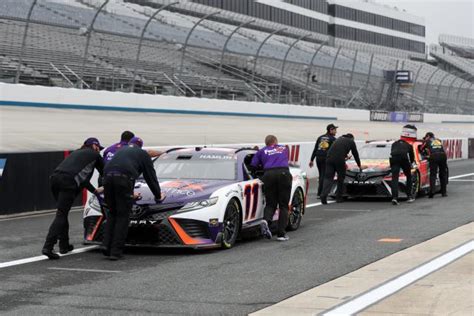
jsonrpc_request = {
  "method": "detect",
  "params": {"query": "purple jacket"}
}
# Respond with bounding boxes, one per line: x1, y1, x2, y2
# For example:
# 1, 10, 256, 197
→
251, 145, 289, 170
103, 141, 128, 163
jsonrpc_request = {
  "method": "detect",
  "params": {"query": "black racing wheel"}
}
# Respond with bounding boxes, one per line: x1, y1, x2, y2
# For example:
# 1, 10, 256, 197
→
221, 199, 241, 249
287, 189, 304, 231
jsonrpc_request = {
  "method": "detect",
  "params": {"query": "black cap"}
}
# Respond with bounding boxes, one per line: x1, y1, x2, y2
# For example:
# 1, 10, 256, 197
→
425, 132, 434, 138
326, 123, 338, 132
83, 137, 104, 150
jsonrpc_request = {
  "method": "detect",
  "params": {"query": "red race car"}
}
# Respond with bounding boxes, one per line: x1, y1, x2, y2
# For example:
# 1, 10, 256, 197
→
329, 140, 447, 199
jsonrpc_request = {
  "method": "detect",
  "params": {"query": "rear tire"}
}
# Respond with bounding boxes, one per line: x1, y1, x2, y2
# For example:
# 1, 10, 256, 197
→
221, 199, 241, 249
287, 189, 304, 231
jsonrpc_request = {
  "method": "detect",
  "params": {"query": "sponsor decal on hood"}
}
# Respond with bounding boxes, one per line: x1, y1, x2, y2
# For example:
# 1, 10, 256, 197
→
347, 159, 390, 173
133, 179, 234, 205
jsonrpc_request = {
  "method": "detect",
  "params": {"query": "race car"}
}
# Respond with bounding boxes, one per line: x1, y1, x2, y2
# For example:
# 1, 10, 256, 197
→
83, 147, 308, 249
328, 140, 445, 199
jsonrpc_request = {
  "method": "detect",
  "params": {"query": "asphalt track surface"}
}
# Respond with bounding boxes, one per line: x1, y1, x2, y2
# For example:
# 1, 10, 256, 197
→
1, 106, 474, 152
0, 160, 473, 315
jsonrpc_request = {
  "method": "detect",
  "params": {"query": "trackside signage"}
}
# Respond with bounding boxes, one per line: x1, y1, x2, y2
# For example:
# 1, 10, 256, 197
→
443, 139, 463, 159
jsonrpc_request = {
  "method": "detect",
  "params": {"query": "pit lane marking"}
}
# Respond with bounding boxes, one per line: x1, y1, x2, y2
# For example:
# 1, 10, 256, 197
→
48, 267, 120, 273
322, 240, 474, 316
449, 179, 474, 182
449, 172, 474, 180
0, 207, 82, 222
0, 246, 97, 269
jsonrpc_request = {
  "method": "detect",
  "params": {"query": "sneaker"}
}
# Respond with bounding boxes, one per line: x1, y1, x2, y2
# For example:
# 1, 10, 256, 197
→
260, 220, 272, 239
276, 234, 289, 241
59, 244, 74, 254
321, 196, 328, 205
407, 197, 415, 203
391, 199, 399, 205
428, 193, 434, 199
42, 248, 60, 260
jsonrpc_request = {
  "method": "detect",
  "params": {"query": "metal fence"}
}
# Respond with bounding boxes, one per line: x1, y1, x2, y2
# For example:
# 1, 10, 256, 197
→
0, 0, 472, 114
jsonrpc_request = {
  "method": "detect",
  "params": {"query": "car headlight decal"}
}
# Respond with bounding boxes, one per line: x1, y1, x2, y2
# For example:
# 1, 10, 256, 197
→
178, 197, 219, 213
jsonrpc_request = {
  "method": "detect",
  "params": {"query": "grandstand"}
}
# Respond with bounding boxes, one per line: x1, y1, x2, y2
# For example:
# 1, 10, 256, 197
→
0, 0, 472, 114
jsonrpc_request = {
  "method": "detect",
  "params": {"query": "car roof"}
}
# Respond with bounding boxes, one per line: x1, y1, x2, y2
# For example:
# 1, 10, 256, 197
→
161, 147, 256, 160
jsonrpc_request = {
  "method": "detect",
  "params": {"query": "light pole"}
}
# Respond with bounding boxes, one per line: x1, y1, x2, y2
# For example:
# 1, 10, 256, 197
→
15, 0, 38, 84
131, 2, 178, 92
215, 20, 255, 98
277, 33, 312, 103
179, 11, 220, 78
251, 27, 287, 88
79, 0, 110, 88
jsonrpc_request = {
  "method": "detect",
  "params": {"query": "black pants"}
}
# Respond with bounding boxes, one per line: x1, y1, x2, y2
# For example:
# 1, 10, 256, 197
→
43, 173, 79, 250
390, 155, 412, 199
429, 153, 448, 195
321, 159, 346, 198
262, 168, 292, 236
316, 157, 327, 196
102, 175, 134, 257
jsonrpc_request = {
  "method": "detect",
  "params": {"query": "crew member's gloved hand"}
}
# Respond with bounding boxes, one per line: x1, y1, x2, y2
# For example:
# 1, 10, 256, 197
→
309, 161, 314, 168
94, 187, 104, 194
411, 162, 417, 169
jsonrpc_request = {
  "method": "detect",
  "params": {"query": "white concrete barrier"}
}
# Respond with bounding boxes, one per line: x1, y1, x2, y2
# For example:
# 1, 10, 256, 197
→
0, 83, 368, 121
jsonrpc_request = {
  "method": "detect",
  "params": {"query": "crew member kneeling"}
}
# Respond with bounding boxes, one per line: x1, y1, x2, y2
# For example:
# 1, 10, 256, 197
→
251, 135, 291, 242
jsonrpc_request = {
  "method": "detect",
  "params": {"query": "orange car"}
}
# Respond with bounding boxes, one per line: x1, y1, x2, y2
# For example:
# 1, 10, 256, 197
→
329, 140, 446, 199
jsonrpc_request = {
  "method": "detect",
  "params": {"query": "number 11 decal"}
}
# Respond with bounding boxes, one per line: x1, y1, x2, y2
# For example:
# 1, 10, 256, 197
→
244, 183, 259, 220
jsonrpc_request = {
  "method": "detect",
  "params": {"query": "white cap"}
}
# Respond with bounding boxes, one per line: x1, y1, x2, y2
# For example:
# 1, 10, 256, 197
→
401, 126, 417, 139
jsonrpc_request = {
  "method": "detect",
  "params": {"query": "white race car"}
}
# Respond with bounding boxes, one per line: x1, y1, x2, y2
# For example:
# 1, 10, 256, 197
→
84, 147, 308, 249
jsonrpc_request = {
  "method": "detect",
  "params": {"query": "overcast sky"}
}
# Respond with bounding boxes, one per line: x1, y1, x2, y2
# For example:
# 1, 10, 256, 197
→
375, 0, 473, 45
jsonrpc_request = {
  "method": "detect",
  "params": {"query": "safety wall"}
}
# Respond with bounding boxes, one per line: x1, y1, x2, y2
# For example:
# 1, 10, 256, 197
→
0, 138, 470, 215
1, 83, 473, 123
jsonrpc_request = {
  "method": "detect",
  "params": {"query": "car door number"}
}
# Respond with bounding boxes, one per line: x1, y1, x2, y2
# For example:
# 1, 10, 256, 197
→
244, 183, 259, 221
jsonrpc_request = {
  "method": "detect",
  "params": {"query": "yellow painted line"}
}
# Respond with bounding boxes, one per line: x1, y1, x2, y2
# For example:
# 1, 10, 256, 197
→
378, 238, 403, 243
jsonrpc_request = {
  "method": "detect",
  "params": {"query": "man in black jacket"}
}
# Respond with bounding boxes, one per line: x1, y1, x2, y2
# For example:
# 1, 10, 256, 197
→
309, 124, 337, 197
320, 134, 361, 205
42, 137, 104, 259
421, 132, 448, 198
101, 137, 162, 260
390, 139, 415, 205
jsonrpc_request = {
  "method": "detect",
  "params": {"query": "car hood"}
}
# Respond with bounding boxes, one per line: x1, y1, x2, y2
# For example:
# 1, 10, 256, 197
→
347, 159, 391, 173
134, 179, 235, 206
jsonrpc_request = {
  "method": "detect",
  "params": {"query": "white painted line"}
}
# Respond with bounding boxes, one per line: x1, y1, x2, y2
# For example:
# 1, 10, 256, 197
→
322, 240, 474, 316
449, 179, 474, 182
0, 246, 97, 269
48, 267, 120, 273
449, 173, 474, 180
0, 207, 82, 222
307, 201, 335, 208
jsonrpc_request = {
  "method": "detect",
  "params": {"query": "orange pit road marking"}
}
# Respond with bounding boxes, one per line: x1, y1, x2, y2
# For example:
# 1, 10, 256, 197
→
378, 238, 403, 243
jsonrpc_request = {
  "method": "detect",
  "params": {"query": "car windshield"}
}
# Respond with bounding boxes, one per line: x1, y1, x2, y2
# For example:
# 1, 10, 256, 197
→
154, 159, 237, 180
358, 144, 392, 159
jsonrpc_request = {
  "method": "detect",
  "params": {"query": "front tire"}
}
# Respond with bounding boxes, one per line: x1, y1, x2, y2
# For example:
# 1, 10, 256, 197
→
221, 199, 241, 249
410, 171, 420, 197
287, 189, 304, 231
